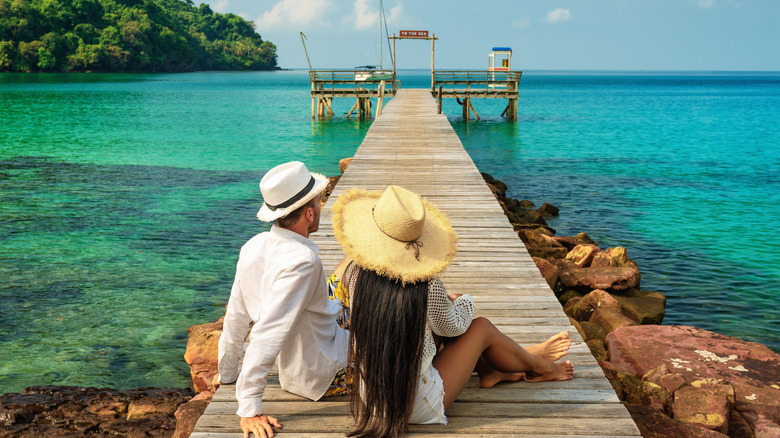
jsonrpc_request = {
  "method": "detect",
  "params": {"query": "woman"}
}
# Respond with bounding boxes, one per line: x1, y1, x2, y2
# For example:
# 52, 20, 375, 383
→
331, 185, 575, 438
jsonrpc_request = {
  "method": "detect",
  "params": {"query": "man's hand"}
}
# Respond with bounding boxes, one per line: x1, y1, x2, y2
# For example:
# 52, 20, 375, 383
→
240, 415, 282, 438
448, 293, 463, 302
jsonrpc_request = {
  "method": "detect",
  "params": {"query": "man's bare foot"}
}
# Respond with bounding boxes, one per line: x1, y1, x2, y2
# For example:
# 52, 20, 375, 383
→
525, 331, 571, 362
525, 360, 575, 382
478, 368, 526, 388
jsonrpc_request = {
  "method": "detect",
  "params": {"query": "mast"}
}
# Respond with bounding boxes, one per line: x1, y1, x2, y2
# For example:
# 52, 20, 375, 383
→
379, 0, 383, 69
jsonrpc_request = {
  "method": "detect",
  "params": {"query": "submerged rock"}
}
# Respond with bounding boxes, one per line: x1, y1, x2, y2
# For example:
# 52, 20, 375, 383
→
0, 386, 193, 437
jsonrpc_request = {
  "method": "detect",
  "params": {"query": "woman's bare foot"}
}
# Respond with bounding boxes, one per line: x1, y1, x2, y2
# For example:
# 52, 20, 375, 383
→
525, 360, 575, 382
478, 368, 526, 388
525, 331, 571, 362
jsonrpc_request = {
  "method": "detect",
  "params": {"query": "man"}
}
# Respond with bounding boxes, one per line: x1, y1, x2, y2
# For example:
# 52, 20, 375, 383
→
216, 161, 349, 438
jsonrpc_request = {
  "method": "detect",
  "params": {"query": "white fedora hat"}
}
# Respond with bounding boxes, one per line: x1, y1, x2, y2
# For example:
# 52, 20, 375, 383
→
257, 161, 328, 222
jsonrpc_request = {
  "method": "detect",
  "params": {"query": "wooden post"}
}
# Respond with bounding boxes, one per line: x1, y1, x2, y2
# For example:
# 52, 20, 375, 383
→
311, 82, 316, 120
377, 80, 385, 117
431, 34, 435, 90
317, 97, 324, 119
437, 86, 442, 114
463, 97, 469, 121
357, 97, 364, 119
392, 34, 396, 81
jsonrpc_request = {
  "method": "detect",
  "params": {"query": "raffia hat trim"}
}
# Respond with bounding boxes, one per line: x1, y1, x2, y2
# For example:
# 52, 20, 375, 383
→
332, 186, 457, 285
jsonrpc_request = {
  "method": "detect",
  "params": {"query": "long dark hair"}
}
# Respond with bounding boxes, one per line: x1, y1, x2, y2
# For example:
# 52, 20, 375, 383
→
348, 268, 429, 438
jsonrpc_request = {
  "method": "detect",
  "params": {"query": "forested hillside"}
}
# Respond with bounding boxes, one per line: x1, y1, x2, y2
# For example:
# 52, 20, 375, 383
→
0, 0, 277, 72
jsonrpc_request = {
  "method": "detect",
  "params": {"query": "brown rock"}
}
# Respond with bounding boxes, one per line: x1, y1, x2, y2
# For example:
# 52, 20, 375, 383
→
625, 403, 730, 438
586, 339, 609, 362
605, 247, 635, 267
499, 200, 520, 223
562, 297, 581, 319
558, 289, 583, 303
580, 320, 608, 341
532, 257, 559, 289
604, 325, 780, 437
522, 229, 563, 249
574, 232, 597, 245
184, 320, 223, 393
553, 235, 593, 251
527, 247, 569, 259
673, 385, 730, 434
338, 157, 352, 174
642, 364, 689, 395
613, 289, 666, 324
127, 392, 190, 419
537, 202, 559, 217
323, 175, 340, 200
558, 266, 641, 292
564, 244, 601, 268
521, 210, 548, 226
172, 391, 214, 438
568, 317, 586, 341
591, 251, 616, 268
519, 199, 535, 208
572, 289, 623, 321
590, 308, 637, 333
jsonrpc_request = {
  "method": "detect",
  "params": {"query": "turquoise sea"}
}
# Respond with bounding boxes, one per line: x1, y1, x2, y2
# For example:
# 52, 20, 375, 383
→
1, 70, 778, 394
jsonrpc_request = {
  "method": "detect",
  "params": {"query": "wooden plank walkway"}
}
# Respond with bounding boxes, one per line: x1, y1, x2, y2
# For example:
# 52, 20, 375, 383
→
191, 89, 641, 437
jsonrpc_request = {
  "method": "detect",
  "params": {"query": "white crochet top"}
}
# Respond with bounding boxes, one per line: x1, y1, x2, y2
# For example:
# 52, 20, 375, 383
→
345, 263, 475, 373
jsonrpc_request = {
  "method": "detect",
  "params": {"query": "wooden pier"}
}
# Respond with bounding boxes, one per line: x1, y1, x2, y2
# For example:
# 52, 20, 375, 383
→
192, 89, 641, 437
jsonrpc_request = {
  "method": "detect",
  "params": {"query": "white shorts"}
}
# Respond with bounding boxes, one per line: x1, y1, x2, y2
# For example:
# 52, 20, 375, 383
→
408, 365, 447, 425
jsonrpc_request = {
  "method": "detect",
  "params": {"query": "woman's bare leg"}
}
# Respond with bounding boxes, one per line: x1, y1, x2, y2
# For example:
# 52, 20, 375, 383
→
432, 317, 574, 409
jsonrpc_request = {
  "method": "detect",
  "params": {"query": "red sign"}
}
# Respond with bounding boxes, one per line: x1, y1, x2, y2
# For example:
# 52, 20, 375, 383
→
400, 30, 429, 38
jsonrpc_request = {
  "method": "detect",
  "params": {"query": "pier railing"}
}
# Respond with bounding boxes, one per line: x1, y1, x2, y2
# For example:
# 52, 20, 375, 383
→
309, 70, 397, 96
433, 70, 521, 94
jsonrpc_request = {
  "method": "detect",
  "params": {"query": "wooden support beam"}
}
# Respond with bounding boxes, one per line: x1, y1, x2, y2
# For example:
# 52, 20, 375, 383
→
463, 97, 470, 121
469, 100, 480, 120
323, 97, 334, 117
376, 81, 385, 117
346, 101, 358, 119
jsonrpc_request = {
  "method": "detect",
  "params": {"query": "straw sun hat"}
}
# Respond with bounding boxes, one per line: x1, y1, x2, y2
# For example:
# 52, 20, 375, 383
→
257, 161, 328, 222
332, 185, 457, 284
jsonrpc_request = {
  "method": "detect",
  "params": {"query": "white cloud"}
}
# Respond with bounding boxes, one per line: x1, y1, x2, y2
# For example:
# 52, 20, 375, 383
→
545, 8, 571, 23
513, 17, 530, 28
255, 0, 331, 30
211, 0, 229, 13
350, 0, 403, 30
353, 0, 377, 30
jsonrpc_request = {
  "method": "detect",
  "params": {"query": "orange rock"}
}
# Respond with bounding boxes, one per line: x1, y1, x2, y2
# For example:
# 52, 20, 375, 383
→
572, 289, 623, 321
590, 307, 637, 333
172, 391, 214, 438
564, 244, 601, 268
673, 386, 730, 434
338, 157, 352, 174
183, 320, 223, 393
532, 257, 559, 289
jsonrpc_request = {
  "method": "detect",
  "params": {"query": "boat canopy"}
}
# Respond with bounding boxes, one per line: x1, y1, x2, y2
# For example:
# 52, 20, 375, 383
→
491, 47, 512, 52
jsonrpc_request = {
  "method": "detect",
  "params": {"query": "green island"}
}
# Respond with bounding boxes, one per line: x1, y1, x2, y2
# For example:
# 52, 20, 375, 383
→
0, 0, 277, 72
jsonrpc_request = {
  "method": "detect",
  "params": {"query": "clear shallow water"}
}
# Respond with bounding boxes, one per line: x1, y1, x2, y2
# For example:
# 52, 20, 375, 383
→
1, 70, 778, 394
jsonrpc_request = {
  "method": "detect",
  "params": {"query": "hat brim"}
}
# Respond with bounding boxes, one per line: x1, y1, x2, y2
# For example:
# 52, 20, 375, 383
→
332, 188, 457, 284
257, 173, 329, 222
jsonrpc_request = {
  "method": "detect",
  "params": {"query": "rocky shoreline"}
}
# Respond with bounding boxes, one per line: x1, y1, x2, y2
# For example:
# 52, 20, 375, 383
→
3, 161, 777, 437
482, 172, 780, 438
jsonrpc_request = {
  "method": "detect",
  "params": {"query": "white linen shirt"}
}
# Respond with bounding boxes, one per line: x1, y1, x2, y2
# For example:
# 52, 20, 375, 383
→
217, 225, 349, 418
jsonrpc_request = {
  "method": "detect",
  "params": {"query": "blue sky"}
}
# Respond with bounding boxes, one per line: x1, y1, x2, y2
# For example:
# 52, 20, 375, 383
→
203, 0, 780, 71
